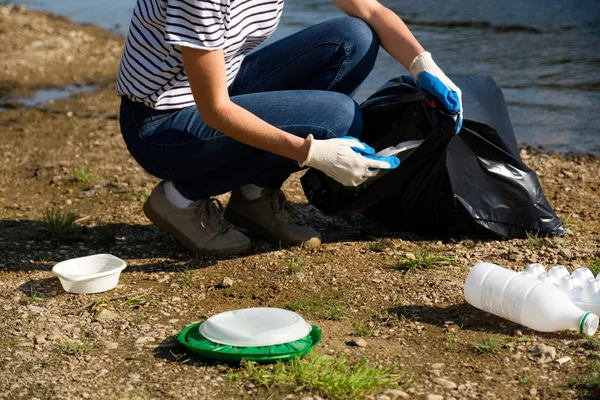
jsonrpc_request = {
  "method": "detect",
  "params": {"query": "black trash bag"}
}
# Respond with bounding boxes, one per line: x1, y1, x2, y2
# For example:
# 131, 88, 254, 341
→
301, 75, 566, 238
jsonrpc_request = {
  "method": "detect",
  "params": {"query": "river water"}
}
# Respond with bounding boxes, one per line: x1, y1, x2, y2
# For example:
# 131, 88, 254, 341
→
10, 0, 600, 153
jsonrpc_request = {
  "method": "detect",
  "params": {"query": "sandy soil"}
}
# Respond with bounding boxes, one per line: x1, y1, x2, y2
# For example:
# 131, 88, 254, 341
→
1, 4, 599, 400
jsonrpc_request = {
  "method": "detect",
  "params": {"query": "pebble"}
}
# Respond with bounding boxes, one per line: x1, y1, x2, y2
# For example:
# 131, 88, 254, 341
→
377, 395, 391, 400
348, 337, 367, 348
432, 377, 457, 390
95, 309, 119, 322
529, 388, 538, 396
300, 397, 314, 400
556, 356, 571, 365
431, 363, 444, 369
135, 336, 155, 344
405, 252, 416, 261
221, 277, 234, 288
426, 395, 444, 400
384, 389, 410, 399
530, 343, 557, 364
35, 334, 46, 345
429, 369, 441, 377
104, 341, 118, 350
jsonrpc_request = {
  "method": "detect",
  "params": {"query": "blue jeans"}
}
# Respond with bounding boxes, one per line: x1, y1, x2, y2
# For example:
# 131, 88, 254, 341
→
120, 17, 379, 200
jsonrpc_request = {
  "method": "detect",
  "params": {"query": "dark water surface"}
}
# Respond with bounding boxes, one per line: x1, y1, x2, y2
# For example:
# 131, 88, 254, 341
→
11, 0, 600, 153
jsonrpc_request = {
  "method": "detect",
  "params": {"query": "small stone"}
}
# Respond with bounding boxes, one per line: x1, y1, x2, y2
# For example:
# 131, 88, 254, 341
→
384, 389, 410, 399
530, 343, 557, 364
429, 369, 441, 377
104, 341, 119, 350
432, 377, 457, 390
135, 336, 155, 344
529, 388, 537, 396
431, 363, 444, 369
514, 330, 523, 337
35, 334, 47, 345
28, 305, 44, 314
405, 252, 416, 261
95, 309, 118, 322
221, 277, 234, 288
377, 396, 391, 400
427, 395, 444, 400
559, 248, 573, 259
556, 356, 571, 365
300, 397, 314, 400
348, 337, 367, 348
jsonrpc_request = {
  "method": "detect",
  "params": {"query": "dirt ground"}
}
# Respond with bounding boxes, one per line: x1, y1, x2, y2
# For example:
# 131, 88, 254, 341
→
1, 5, 599, 400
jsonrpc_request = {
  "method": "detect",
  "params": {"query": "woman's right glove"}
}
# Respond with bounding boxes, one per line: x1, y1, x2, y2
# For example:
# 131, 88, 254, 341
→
299, 134, 400, 187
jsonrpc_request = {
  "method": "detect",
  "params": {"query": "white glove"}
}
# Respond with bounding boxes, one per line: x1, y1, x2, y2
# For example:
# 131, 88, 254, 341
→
299, 135, 400, 187
409, 51, 463, 133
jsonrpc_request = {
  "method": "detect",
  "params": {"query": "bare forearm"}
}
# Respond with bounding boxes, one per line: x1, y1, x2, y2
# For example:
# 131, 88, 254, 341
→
366, 4, 424, 69
202, 100, 310, 163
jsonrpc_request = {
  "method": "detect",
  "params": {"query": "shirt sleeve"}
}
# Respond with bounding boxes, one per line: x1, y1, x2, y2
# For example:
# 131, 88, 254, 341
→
165, 0, 227, 50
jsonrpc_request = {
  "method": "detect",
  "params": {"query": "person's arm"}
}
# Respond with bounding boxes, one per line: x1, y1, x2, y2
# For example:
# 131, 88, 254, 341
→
182, 46, 398, 186
331, 0, 423, 68
182, 47, 311, 163
333, 0, 464, 132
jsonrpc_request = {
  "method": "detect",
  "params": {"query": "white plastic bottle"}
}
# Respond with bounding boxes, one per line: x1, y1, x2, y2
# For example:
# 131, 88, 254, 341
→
464, 262, 599, 335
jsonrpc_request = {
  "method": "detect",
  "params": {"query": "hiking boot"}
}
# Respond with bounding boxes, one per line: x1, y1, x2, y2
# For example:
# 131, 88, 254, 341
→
143, 182, 251, 255
224, 188, 322, 248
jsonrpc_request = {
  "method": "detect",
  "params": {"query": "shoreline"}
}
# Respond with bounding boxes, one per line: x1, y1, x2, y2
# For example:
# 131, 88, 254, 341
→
1, 5, 599, 400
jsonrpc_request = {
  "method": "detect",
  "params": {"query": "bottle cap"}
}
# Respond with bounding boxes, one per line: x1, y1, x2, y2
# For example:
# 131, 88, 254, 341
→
579, 312, 599, 336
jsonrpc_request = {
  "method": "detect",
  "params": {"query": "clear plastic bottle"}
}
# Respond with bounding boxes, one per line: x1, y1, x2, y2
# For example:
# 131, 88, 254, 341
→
464, 262, 599, 335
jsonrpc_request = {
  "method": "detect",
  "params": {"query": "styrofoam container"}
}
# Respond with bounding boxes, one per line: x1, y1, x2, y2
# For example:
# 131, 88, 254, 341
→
199, 307, 312, 347
52, 254, 126, 294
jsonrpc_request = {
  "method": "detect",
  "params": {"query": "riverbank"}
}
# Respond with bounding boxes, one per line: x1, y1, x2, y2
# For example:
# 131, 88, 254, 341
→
1, 5, 599, 400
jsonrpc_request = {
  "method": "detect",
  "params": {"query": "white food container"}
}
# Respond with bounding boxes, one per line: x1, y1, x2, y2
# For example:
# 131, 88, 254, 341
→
52, 254, 126, 294
199, 307, 313, 347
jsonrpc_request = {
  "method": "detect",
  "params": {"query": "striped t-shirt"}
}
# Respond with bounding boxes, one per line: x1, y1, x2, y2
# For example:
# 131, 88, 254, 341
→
117, 0, 285, 109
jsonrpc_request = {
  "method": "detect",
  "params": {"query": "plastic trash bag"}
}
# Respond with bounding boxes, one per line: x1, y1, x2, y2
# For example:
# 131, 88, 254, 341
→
301, 75, 565, 238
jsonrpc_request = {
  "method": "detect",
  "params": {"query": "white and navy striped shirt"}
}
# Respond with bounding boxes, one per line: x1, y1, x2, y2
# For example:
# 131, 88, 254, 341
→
117, 0, 285, 109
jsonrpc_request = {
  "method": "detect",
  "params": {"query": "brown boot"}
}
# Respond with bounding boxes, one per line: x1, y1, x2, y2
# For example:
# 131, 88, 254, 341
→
224, 188, 322, 248
143, 182, 251, 255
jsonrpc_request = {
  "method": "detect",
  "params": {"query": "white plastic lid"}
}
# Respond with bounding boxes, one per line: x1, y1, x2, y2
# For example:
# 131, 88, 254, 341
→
199, 307, 312, 347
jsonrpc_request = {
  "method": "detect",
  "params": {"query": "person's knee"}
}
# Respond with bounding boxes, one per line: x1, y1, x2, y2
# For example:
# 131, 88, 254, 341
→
316, 92, 362, 139
335, 17, 379, 62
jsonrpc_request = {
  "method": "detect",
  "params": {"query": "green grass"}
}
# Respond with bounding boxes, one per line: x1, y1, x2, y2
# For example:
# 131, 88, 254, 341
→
471, 335, 501, 355
390, 251, 453, 275
286, 249, 304, 275
177, 268, 193, 287
41, 206, 78, 235
524, 231, 565, 250
229, 353, 402, 400
570, 360, 600, 393
73, 168, 92, 182
353, 321, 375, 337
26, 286, 39, 303
443, 328, 460, 351
133, 314, 148, 324
586, 258, 600, 277
286, 291, 346, 321
59, 340, 95, 356
124, 292, 151, 306
518, 374, 533, 388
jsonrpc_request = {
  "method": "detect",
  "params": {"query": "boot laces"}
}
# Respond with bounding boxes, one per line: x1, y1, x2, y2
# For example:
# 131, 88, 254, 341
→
193, 198, 231, 237
269, 189, 304, 223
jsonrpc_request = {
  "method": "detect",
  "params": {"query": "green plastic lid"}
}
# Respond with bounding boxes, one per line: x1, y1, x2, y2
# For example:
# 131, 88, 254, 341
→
177, 322, 322, 362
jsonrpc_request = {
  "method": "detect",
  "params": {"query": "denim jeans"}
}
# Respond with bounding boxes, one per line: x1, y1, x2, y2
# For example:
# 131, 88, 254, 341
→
119, 17, 379, 200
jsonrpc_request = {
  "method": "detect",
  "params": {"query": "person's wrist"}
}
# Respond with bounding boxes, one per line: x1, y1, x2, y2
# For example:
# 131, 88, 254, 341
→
297, 135, 314, 166
409, 51, 432, 78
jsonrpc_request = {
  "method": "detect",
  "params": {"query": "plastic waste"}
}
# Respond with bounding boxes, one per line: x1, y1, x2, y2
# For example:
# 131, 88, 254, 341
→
301, 75, 565, 238
464, 262, 598, 335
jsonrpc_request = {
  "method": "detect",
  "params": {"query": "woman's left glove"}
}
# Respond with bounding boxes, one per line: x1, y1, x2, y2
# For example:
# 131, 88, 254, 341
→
409, 51, 463, 134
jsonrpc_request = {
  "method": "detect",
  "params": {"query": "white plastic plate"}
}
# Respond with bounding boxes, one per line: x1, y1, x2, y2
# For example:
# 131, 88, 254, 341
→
52, 254, 126, 294
199, 307, 313, 347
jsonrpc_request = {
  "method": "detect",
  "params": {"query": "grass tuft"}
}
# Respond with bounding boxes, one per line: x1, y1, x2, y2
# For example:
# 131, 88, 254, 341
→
586, 258, 600, 277
570, 360, 600, 393
286, 249, 304, 275
524, 231, 565, 249
95, 226, 116, 247
59, 340, 95, 356
41, 206, 78, 235
286, 291, 346, 321
177, 268, 193, 287
391, 251, 453, 275
229, 353, 402, 400
369, 238, 396, 253
471, 335, 501, 355
73, 168, 92, 182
